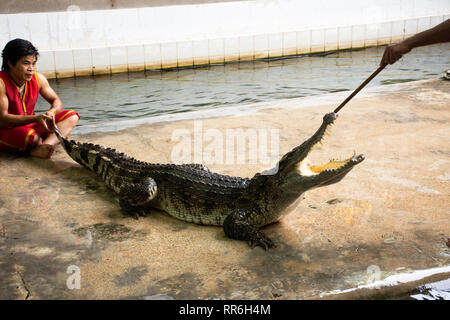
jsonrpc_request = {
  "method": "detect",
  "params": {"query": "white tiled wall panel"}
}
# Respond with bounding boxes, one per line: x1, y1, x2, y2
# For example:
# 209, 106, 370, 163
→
239, 36, 254, 60
283, 32, 297, 56
365, 24, 379, 47
37, 51, 56, 78
1, 0, 447, 78
430, 15, 444, 26
144, 43, 162, 70
296, 30, 311, 54
404, 18, 419, 37
91, 47, 111, 75
54, 49, 75, 78
209, 38, 225, 64
193, 40, 209, 66
417, 17, 431, 33
73, 48, 93, 76
253, 34, 269, 59
109, 46, 128, 72
324, 28, 338, 52
311, 29, 325, 53
391, 20, 405, 42
177, 41, 194, 67
160, 42, 178, 68
127, 45, 145, 71
352, 25, 366, 49
377, 22, 392, 45
338, 26, 352, 50
224, 37, 239, 62
268, 33, 283, 58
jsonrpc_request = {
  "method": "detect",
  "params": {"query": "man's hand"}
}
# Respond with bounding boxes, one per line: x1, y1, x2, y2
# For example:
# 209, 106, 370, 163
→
45, 109, 56, 118
36, 113, 55, 133
380, 42, 411, 66
380, 19, 450, 66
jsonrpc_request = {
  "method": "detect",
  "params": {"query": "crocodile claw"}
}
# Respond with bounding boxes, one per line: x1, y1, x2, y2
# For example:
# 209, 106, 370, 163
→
131, 212, 140, 220
119, 199, 148, 219
249, 233, 276, 250
128, 209, 148, 220
135, 208, 149, 219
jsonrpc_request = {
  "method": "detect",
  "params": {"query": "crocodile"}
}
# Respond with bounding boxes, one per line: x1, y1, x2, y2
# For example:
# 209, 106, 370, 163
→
55, 112, 364, 250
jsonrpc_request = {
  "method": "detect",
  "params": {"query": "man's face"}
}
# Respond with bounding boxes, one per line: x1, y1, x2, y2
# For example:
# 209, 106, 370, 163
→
8, 55, 37, 83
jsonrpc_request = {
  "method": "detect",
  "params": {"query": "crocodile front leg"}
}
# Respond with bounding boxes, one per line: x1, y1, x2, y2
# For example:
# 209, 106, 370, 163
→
119, 199, 148, 219
223, 210, 275, 250
118, 177, 157, 219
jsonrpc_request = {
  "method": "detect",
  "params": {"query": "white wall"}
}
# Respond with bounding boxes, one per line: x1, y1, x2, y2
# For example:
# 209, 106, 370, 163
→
1, 0, 449, 78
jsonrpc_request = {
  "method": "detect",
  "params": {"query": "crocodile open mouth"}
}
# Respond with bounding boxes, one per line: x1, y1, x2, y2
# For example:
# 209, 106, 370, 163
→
277, 112, 364, 184
295, 151, 365, 189
295, 122, 365, 177
297, 155, 356, 176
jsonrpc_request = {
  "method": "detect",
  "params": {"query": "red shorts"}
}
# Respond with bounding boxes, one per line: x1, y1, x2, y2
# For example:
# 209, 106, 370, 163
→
0, 109, 79, 152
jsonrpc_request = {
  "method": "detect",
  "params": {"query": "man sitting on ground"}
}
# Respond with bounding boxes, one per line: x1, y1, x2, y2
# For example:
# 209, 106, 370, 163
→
0, 38, 79, 158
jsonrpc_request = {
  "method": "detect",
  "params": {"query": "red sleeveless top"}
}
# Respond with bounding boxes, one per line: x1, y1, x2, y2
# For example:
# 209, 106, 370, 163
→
0, 71, 40, 116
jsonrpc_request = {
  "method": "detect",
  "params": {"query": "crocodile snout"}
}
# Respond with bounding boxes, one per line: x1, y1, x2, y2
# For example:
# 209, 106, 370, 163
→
323, 112, 337, 124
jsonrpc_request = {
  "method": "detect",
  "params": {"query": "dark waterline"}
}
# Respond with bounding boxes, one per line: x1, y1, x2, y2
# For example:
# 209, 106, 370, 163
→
36, 44, 450, 130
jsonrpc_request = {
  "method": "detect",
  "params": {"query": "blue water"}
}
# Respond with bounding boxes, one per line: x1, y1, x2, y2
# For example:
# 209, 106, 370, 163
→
36, 44, 450, 131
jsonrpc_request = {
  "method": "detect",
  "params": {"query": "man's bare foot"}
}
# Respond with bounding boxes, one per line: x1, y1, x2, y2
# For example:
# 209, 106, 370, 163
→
30, 144, 55, 159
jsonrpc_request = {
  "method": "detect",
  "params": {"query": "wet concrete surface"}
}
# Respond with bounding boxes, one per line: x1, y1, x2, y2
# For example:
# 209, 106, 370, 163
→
0, 78, 449, 299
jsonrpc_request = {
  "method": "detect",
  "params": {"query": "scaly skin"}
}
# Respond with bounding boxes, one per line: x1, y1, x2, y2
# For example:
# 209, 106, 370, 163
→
55, 113, 364, 250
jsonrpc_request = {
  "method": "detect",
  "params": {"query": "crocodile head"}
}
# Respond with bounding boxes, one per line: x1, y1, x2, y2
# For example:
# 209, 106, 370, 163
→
275, 112, 365, 193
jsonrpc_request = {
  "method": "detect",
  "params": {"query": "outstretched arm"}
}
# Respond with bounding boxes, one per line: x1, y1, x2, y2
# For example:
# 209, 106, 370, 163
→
380, 19, 450, 66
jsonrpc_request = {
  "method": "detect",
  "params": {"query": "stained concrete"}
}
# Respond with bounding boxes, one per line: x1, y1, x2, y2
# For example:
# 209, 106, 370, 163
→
0, 78, 449, 299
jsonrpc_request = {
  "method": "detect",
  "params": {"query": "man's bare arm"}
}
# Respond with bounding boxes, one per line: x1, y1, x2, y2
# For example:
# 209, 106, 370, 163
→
0, 79, 53, 131
404, 18, 450, 48
381, 19, 450, 66
37, 73, 63, 117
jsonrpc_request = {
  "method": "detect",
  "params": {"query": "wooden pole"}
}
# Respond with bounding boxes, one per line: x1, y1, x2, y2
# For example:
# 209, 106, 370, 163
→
334, 64, 387, 114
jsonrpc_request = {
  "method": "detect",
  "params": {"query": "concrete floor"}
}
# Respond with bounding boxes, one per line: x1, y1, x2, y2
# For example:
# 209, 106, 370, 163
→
0, 78, 449, 299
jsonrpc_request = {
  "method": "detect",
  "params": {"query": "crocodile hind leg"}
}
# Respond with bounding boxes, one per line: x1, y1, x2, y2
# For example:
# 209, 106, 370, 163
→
223, 210, 275, 250
118, 177, 157, 219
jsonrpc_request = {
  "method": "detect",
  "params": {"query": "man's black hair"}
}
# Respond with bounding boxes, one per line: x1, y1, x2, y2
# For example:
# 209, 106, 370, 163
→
1, 38, 39, 71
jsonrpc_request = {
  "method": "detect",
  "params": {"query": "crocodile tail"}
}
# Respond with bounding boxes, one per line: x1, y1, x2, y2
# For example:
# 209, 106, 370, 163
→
55, 126, 129, 179
54, 126, 76, 156
53, 125, 63, 141
55, 125, 146, 193
54, 125, 101, 171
